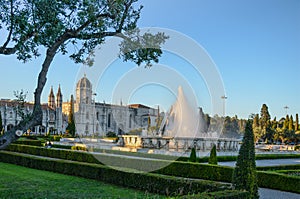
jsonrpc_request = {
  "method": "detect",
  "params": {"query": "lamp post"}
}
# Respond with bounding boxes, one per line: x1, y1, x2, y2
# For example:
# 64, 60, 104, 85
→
221, 95, 227, 117
284, 105, 289, 115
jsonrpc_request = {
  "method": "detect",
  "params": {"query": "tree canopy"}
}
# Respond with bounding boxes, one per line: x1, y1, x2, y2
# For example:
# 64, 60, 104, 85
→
0, 0, 168, 149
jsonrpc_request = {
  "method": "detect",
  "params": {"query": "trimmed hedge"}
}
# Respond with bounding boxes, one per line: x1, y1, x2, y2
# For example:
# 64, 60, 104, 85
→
6, 144, 99, 164
257, 164, 300, 171
0, 151, 233, 197
183, 190, 249, 199
257, 171, 300, 193
13, 140, 42, 146
155, 161, 234, 183
6, 144, 300, 194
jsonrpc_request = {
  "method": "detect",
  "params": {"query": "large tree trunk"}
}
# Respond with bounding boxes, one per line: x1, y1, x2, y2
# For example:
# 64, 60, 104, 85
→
0, 43, 62, 149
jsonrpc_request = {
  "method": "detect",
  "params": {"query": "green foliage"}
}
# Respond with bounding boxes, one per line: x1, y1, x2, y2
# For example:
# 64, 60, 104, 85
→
182, 190, 249, 199
106, 131, 117, 137
6, 144, 300, 194
0, 162, 164, 199
0, 151, 231, 197
289, 115, 294, 131
208, 144, 218, 165
0, 111, 3, 132
257, 171, 300, 194
189, 147, 197, 162
232, 121, 259, 199
295, 114, 299, 131
71, 145, 87, 151
66, 95, 76, 137
13, 140, 42, 146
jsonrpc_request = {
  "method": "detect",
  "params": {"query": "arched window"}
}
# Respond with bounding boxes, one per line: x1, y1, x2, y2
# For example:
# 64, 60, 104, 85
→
96, 112, 99, 120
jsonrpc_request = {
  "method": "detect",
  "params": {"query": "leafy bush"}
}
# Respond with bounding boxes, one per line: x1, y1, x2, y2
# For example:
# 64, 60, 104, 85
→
208, 144, 218, 165
71, 145, 87, 151
189, 147, 197, 162
106, 131, 117, 137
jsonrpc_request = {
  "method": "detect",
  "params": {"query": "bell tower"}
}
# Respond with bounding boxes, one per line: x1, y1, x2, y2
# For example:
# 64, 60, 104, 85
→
56, 84, 63, 108
48, 86, 55, 109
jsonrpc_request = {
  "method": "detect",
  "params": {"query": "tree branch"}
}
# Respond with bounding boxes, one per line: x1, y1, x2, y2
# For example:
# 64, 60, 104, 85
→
117, 0, 134, 33
2, 0, 14, 49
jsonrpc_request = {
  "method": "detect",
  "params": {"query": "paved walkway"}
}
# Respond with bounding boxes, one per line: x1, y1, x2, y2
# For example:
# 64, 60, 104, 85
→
259, 188, 300, 199
219, 158, 300, 167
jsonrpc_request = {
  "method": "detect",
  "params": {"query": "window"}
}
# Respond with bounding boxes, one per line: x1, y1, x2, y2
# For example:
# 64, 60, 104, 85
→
86, 112, 89, 120
108, 113, 111, 128
96, 112, 99, 120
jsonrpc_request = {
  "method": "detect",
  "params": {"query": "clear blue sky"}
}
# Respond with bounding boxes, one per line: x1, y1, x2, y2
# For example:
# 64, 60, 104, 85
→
0, 0, 299, 119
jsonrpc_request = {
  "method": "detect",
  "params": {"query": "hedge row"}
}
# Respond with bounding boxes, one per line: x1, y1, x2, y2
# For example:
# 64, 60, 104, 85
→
13, 140, 42, 146
6, 144, 300, 193
257, 164, 300, 171
182, 190, 249, 199
0, 151, 236, 197
257, 171, 300, 193
6, 144, 99, 164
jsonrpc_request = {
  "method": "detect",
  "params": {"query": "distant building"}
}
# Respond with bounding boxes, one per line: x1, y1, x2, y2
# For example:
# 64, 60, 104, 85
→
71, 75, 158, 136
0, 85, 67, 134
0, 75, 158, 136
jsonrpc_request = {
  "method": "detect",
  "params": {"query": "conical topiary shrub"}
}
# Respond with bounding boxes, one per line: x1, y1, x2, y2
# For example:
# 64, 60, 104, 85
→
208, 144, 218, 165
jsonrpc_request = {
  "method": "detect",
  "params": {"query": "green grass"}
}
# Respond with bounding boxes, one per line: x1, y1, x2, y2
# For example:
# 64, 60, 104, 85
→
0, 162, 165, 199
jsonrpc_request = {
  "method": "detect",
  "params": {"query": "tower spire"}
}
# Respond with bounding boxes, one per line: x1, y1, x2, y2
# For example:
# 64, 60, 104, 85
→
48, 86, 55, 109
56, 84, 63, 108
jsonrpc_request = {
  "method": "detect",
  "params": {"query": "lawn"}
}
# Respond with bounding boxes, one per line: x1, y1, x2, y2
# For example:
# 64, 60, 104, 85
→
0, 162, 165, 199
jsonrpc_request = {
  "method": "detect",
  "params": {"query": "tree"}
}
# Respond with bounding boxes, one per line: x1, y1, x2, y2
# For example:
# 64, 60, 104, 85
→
0, 111, 3, 135
189, 147, 197, 162
259, 104, 271, 141
289, 115, 294, 131
252, 114, 261, 142
66, 95, 76, 137
0, 0, 168, 149
296, 114, 299, 131
208, 144, 218, 165
232, 120, 259, 199
283, 115, 289, 130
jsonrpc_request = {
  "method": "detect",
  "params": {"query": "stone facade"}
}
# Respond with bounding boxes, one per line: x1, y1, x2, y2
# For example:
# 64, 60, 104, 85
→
73, 75, 158, 136
0, 75, 158, 136
0, 85, 67, 134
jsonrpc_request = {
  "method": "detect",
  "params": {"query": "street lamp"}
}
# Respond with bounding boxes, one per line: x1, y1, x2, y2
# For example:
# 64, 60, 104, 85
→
284, 106, 289, 115
221, 95, 227, 117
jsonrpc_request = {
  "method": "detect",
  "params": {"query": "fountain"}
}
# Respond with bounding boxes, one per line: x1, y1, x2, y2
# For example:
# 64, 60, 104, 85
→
119, 86, 240, 152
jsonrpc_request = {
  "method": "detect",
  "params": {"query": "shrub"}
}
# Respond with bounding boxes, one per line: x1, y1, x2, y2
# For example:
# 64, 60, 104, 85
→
71, 145, 87, 151
257, 171, 300, 193
208, 144, 218, 165
106, 131, 117, 137
189, 147, 197, 162
232, 121, 259, 199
